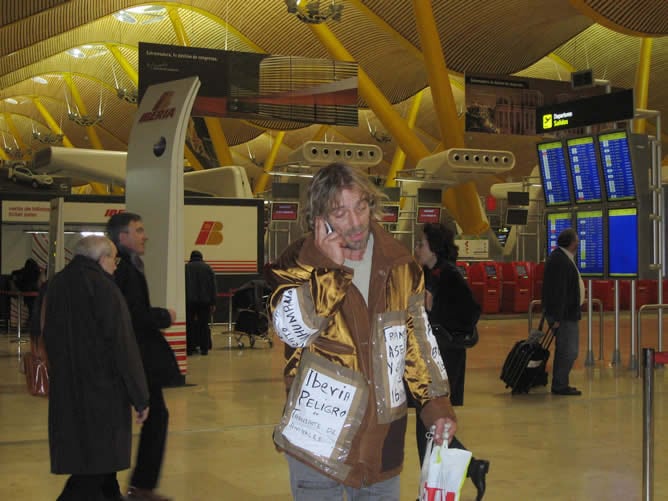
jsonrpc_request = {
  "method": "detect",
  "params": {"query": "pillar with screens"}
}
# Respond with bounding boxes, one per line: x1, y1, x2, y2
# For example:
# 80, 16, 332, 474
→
537, 140, 573, 207
598, 130, 636, 202
576, 209, 605, 277
546, 212, 573, 256
566, 136, 602, 204
607, 207, 638, 277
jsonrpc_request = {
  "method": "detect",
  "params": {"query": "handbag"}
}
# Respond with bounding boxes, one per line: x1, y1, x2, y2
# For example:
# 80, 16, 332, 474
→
20, 287, 49, 397
22, 338, 49, 397
419, 427, 472, 501
433, 324, 479, 349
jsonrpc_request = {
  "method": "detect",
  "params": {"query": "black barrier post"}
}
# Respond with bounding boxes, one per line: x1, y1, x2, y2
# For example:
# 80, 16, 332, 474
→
643, 348, 654, 501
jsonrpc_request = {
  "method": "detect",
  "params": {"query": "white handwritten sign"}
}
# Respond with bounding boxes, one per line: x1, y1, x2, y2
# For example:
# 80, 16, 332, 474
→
274, 287, 319, 347
282, 368, 357, 458
384, 325, 407, 407
422, 309, 448, 380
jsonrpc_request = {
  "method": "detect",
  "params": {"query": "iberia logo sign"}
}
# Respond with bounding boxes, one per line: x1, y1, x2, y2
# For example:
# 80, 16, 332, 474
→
195, 221, 223, 245
139, 91, 176, 122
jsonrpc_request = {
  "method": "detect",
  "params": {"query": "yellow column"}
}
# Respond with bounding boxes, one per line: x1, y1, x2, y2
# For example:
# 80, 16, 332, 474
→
3, 113, 28, 159
184, 144, 204, 171
311, 125, 329, 141
633, 38, 653, 134
108, 44, 138, 86
168, 6, 191, 46
254, 131, 286, 195
64, 74, 103, 150
204, 117, 233, 166
32, 98, 73, 148
386, 90, 424, 187
64, 74, 108, 194
309, 23, 430, 165
412, 0, 464, 148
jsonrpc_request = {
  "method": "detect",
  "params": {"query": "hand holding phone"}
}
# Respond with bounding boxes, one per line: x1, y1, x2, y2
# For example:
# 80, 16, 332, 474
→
324, 220, 334, 235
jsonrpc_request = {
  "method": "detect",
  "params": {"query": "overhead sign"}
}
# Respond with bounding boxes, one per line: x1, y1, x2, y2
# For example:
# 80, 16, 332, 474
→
536, 89, 634, 133
138, 42, 359, 126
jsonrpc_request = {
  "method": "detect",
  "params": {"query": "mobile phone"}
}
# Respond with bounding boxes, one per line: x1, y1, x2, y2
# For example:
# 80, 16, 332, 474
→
324, 220, 334, 234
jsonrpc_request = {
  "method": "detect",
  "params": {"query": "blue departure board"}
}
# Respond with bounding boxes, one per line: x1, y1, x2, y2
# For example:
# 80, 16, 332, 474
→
608, 208, 638, 277
598, 130, 636, 201
567, 136, 602, 203
546, 212, 573, 256
537, 141, 572, 207
576, 210, 604, 277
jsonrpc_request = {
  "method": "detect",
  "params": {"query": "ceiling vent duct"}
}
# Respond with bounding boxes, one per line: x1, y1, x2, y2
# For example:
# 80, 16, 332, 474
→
416, 148, 515, 176
288, 141, 383, 167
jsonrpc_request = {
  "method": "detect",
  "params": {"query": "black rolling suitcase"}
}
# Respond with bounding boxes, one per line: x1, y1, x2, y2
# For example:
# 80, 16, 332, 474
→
500, 316, 555, 394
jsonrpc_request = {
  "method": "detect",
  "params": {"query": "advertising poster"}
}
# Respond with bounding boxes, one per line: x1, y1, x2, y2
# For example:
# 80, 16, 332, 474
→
139, 42, 358, 126
465, 73, 615, 136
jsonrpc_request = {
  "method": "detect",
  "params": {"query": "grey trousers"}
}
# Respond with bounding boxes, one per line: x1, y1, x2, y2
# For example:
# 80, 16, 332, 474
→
286, 454, 400, 501
551, 319, 580, 390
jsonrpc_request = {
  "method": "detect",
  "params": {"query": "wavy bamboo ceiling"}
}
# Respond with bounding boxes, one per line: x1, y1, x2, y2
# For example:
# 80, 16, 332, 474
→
0, 0, 666, 190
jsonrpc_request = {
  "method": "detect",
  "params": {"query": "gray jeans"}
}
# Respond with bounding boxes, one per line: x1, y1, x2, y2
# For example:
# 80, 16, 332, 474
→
550, 319, 579, 390
286, 454, 400, 501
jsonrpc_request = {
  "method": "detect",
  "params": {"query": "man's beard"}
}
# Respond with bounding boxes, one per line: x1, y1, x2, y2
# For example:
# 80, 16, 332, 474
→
343, 226, 369, 250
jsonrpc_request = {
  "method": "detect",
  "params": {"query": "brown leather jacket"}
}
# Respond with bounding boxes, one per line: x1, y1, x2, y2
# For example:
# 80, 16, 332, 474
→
268, 222, 455, 488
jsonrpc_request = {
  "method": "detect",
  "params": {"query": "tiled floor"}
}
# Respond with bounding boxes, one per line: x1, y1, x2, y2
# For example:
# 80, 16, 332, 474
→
1, 312, 666, 500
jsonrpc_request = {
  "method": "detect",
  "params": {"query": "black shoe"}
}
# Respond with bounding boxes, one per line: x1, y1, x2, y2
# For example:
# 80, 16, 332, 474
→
469, 458, 490, 501
551, 386, 582, 396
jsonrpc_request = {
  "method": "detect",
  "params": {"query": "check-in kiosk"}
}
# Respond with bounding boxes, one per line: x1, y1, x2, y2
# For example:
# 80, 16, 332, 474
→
591, 279, 615, 311
529, 261, 545, 300
620, 280, 653, 310
469, 261, 501, 314
501, 261, 531, 313
456, 261, 470, 286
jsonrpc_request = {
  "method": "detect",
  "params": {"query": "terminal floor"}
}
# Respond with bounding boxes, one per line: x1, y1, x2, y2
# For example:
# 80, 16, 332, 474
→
1, 313, 667, 501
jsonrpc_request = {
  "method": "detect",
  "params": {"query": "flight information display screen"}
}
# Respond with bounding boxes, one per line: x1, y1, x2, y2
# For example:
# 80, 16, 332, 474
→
546, 212, 572, 256
608, 207, 638, 277
598, 130, 636, 202
537, 141, 572, 206
576, 210, 604, 277
567, 136, 602, 203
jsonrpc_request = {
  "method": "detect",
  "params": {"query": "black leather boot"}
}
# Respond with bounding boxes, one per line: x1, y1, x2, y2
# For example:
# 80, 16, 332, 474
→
469, 457, 490, 501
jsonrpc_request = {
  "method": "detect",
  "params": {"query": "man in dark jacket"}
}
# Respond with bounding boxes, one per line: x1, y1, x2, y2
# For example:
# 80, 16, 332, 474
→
107, 212, 179, 501
542, 228, 583, 396
185, 250, 217, 355
44, 236, 149, 501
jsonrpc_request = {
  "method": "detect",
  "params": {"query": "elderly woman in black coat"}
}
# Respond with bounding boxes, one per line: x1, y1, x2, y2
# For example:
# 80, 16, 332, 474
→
413, 223, 490, 501
44, 236, 149, 501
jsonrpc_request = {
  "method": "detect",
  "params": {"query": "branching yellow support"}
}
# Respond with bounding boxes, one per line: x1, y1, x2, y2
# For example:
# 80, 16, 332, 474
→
254, 131, 285, 195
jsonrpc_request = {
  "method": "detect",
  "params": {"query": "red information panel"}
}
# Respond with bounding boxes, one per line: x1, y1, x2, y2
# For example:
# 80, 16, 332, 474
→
380, 205, 400, 223
417, 207, 441, 224
271, 202, 299, 221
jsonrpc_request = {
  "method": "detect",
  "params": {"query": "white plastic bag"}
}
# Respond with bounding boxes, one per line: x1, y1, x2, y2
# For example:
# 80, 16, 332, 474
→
419, 430, 472, 501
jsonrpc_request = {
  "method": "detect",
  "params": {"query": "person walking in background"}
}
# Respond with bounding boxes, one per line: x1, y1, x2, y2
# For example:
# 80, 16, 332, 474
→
11, 257, 44, 323
107, 212, 181, 501
413, 223, 490, 501
542, 227, 583, 396
43, 236, 149, 501
185, 250, 217, 356
267, 163, 457, 500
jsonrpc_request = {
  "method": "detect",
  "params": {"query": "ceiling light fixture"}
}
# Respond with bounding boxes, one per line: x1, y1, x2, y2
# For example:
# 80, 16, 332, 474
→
68, 112, 103, 127
285, 0, 343, 24
32, 76, 48, 85
116, 87, 138, 104
32, 131, 64, 145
